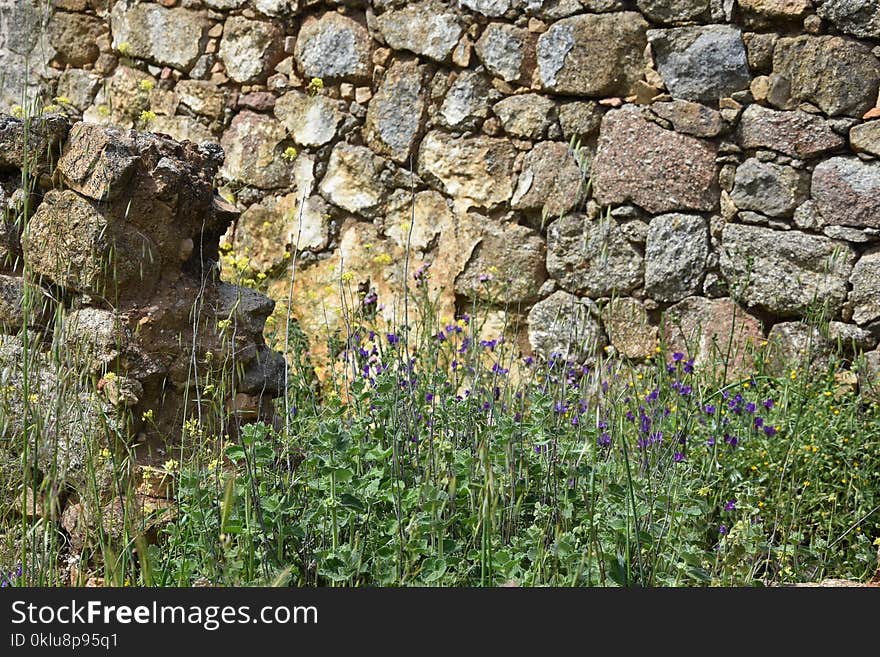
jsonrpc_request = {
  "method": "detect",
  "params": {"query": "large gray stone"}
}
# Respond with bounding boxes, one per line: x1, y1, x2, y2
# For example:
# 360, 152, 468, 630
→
461, 0, 510, 16
527, 291, 606, 363
439, 71, 495, 130
730, 158, 811, 219
220, 111, 292, 189
850, 120, 880, 157
219, 17, 283, 84
648, 25, 751, 103
319, 144, 386, 216
110, 3, 206, 71
720, 224, 856, 317
0, 0, 56, 112
417, 131, 518, 214
811, 157, 880, 229
645, 213, 709, 303
636, 0, 711, 23
849, 249, 880, 326
511, 141, 584, 218
592, 106, 718, 214
175, 80, 226, 120
817, 0, 880, 40
773, 35, 880, 117
455, 222, 546, 305
294, 12, 372, 82
492, 94, 556, 140
737, 104, 845, 159
375, 2, 463, 63
275, 90, 345, 147
475, 23, 532, 83
546, 214, 643, 297
536, 13, 648, 97
364, 59, 427, 163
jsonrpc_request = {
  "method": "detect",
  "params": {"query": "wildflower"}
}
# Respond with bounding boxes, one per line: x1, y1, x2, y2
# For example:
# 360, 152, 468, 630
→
372, 253, 393, 266
139, 109, 156, 124
425, 393, 434, 403
282, 146, 298, 162
745, 401, 756, 414
763, 425, 778, 437
597, 433, 611, 447
719, 525, 728, 535
704, 404, 716, 415
763, 398, 774, 410
724, 499, 736, 512
673, 452, 684, 462
683, 359, 694, 374
117, 41, 132, 55
307, 77, 324, 95
138, 79, 155, 92
142, 409, 154, 422
672, 352, 684, 362
386, 332, 399, 346
754, 416, 764, 429
341, 271, 355, 283
54, 95, 71, 105
524, 356, 534, 366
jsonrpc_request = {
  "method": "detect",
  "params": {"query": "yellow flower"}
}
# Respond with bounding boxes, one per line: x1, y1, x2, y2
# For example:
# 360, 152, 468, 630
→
97, 104, 110, 117
217, 318, 232, 330
372, 253, 393, 266
117, 41, 132, 55
142, 409, 154, 422
138, 79, 155, 92
341, 271, 355, 282
163, 459, 178, 472
139, 109, 157, 124
11, 105, 24, 118
100, 448, 111, 459
282, 146, 298, 162
307, 77, 324, 95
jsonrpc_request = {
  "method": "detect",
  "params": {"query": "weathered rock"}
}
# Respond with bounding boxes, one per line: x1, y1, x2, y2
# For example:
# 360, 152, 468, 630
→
511, 141, 584, 218
84, 66, 155, 129
663, 296, 764, 378
546, 214, 643, 297
650, 100, 723, 138
850, 249, 880, 326
536, 13, 648, 97
0, 114, 69, 174
219, 17, 283, 84
0, 275, 35, 333
527, 291, 606, 363
110, 3, 206, 71
743, 31, 777, 73
720, 224, 856, 317
492, 94, 556, 140
648, 25, 751, 102
56, 69, 102, 112
817, 0, 880, 40
48, 12, 105, 67
148, 115, 215, 145
220, 111, 292, 189
253, 0, 297, 16
455, 221, 546, 305
858, 348, 880, 402
417, 131, 518, 214
592, 107, 718, 214
175, 80, 226, 120
381, 189, 451, 252
57, 123, 138, 201
600, 297, 657, 360
295, 12, 372, 82
319, 143, 386, 216
636, 0, 711, 23
461, 0, 510, 16
773, 36, 880, 117
828, 321, 878, 353
849, 121, 880, 157
811, 157, 880, 229
730, 158, 811, 218
375, 2, 463, 63
645, 213, 709, 303
215, 282, 275, 338
364, 59, 427, 163
0, 0, 56, 112
737, 104, 845, 159
475, 23, 532, 83
738, 0, 812, 20
275, 90, 345, 147
439, 71, 495, 129
765, 321, 831, 375
558, 101, 604, 139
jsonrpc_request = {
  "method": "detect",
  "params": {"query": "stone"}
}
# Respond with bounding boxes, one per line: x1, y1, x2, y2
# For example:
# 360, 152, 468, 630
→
48, 12, 105, 67
850, 249, 880, 326
55, 70, 102, 113
860, 349, 880, 402
381, 189, 451, 252
253, 0, 296, 17
765, 321, 831, 375
375, 2, 463, 63
558, 101, 604, 139
439, 71, 495, 129
215, 282, 275, 337
817, 0, 880, 40
648, 26, 750, 103
738, 0, 812, 19
110, 4, 206, 71
0, 275, 40, 334
319, 143, 386, 216
636, 0, 711, 23
417, 131, 518, 214
220, 111, 293, 189
295, 12, 372, 82
492, 94, 556, 140
720, 224, 856, 317
56, 123, 137, 201
644, 213, 709, 303
536, 13, 648, 97
592, 106, 718, 214
650, 99, 723, 138
0, 114, 69, 175
364, 59, 427, 163
811, 157, 880, 229
737, 104, 845, 159
730, 158, 811, 218
743, 32, 777, 74
275, 91, 345, 147
23, 190, 160, 297
546, 214, 643, 297
527, 291, 606, 363
175, 80, 226, 119
219, 17, 282, 84
455, 221, 547, 305
475, 23, 532, 83
461, 0, 510, 16
828, 321, 878, 353
662, 296, 764, 378
849, 121, 880, 157
600, 297, 657, 360
773, 36, 880, 117
148, 115, 215, 145
511, 141, 584, 219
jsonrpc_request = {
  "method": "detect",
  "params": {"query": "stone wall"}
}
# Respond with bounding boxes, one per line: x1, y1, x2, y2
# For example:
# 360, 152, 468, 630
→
4, 0, 880, 378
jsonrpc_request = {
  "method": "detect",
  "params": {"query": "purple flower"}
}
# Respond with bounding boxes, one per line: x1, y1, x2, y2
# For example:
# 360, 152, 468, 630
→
672, 352, 684, 362
646, 389, 659, 403
763, 425, 777, 437
571, 415, 579, 427
491, 362, 509, 375
625, 410, 635, 422
524, 356, 534, 366
386, 332, 400, 345
597, 420, 608, 431
724, 433, 739, 448
435, 331, 446, 342
704, 404, 716, 415
679, 385, 692, 396
673, 452, 685, 462
763, 398, 774, 410
425, 393, 434, 403
745, 402, 756, 414
683, 359, 695, 374
598, 432, 612, 447
754, 416, 764, 429
724, 499, 736, 512
707, 436, 716, 447
719, 525, 728, 535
